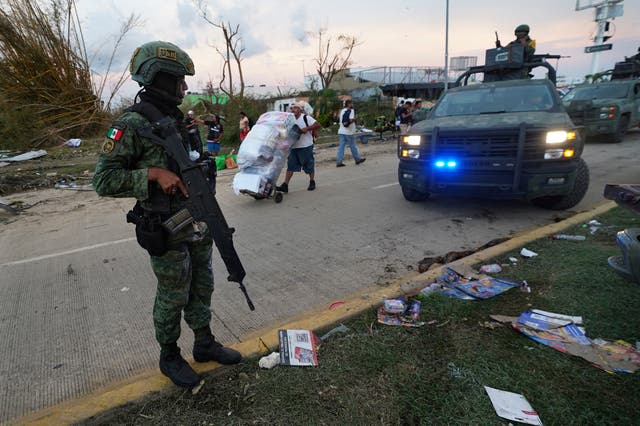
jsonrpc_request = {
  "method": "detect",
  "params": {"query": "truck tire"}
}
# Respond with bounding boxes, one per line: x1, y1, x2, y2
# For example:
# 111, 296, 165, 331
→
612, 115, 630, 143
531, 158, 590, 210
402, 186, 430, 202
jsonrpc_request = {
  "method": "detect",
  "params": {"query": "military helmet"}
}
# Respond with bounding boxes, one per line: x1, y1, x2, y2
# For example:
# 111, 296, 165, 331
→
129, 41, 195, 86
514, 24, 530, 35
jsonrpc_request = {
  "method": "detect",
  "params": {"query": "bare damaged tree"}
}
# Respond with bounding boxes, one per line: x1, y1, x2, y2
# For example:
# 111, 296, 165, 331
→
94, 14, 142, 112
312, 29, 361, 90
196, 1, 246, 101
0, 0, 140, 147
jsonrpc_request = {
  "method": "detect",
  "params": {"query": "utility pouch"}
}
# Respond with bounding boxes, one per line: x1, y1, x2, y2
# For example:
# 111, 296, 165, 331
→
127, 202, 168, 257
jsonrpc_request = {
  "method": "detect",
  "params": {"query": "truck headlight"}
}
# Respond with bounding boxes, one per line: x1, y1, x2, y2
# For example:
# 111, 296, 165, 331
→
401, 149, 420, 159
403, 135, 422, 146
546, 130, 576, 144
599, 106, 616, 119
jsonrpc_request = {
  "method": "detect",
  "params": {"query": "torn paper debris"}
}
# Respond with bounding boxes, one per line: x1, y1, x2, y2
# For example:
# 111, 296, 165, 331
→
530, 309, 582, 325
520, 248, 538, 258
484, 386, 543, 425
278, 330, 319, 366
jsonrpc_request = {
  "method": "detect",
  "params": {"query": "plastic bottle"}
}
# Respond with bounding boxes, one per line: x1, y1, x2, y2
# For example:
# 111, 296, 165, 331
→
551, 234, 586, 241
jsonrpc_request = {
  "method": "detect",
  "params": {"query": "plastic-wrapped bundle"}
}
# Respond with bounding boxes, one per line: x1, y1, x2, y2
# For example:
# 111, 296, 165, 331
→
233, 112, 297, 196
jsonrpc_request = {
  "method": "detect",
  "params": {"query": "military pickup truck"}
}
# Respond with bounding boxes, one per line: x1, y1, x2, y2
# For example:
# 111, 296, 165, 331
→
563, 79, 640, 143
397, 45, 589, 210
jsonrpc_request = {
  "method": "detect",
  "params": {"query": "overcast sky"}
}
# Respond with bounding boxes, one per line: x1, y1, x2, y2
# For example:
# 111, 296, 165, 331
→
76, 0, 640, 99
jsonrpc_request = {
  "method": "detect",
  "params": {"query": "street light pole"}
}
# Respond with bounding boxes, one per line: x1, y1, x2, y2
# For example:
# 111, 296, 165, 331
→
444, 0, 449, 94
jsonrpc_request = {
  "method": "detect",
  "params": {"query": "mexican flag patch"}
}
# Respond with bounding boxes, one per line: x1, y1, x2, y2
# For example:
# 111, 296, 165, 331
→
106, 127, 123, 141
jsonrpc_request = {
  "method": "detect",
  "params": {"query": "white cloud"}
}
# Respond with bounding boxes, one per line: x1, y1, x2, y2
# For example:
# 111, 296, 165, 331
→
73, 0, 640, 99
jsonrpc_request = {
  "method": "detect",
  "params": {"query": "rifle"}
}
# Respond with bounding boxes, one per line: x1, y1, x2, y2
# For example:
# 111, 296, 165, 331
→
138, 117, 255, 311
495, 31, 502, 48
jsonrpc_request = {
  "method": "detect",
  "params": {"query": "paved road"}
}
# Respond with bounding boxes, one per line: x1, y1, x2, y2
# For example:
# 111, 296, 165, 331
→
1, 132, 639, 423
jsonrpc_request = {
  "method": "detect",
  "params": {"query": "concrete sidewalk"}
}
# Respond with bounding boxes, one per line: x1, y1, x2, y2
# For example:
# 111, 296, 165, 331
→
15, 201, 616, 425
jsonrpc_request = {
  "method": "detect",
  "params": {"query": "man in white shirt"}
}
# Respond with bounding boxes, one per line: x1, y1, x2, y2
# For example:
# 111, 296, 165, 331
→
276, 102, 321, 192
336, 100, 366, 167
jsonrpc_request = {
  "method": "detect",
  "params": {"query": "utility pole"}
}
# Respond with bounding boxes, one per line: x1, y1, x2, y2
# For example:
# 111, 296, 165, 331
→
443, 0, 449, 93
575, 0, 624, 79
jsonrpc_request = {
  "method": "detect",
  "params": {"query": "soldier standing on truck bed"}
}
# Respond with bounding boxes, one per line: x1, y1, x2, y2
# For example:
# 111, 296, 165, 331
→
509, 24, 536, 62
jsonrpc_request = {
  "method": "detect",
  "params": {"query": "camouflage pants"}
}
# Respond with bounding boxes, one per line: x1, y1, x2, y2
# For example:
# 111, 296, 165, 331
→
149, 238, 214, 345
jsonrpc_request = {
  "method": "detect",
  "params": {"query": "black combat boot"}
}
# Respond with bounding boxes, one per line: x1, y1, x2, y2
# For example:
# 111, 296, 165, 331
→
193, 334, 242, 364
159, 347, 201, 388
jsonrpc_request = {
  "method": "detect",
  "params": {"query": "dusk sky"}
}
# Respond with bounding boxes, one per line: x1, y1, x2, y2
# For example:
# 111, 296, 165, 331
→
78, 0, 639, 99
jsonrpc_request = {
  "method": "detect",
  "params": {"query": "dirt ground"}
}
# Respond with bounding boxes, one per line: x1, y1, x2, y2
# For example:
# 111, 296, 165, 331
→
0, 140, 101, 196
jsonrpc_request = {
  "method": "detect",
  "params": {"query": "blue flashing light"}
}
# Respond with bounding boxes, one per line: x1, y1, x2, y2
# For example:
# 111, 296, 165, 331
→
434, 160, 457, 168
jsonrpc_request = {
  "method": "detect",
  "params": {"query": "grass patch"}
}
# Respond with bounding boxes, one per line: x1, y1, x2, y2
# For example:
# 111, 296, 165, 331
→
83, 207, 640, 425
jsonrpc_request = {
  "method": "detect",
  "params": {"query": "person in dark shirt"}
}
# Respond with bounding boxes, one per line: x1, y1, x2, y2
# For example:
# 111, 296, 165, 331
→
203, 114, 224, 156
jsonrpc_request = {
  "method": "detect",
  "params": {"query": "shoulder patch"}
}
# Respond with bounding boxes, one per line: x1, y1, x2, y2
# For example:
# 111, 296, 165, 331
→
106, 126, 124, 141
101, 138, 116, 154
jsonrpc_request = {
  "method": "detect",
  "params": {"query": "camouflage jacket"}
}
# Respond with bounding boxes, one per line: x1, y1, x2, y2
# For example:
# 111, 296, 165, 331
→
93, 110, 186, 215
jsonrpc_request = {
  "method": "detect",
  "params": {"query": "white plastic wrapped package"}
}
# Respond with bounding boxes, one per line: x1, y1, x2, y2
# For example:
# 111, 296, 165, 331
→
233, 111, 297, 196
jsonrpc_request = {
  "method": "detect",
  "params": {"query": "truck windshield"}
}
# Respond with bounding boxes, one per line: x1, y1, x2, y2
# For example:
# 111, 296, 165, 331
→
431, 85, 555, 117
565, 84, 629, 101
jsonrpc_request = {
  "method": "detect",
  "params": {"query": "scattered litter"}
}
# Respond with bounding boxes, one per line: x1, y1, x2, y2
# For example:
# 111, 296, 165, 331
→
408, 300, 421, 321
530, 309, 582, 325
54, 180, 93, 191
484, 386, 543, 425
589, 220, 602, 226
383, 298, 407, 314
0, 149, 47, 162
63, 138, 82, 147
320, 324, 350, 341
518, 311, 574, 330
0, 198, 17, 215
491, 311, 640, 374
436, 266, 520, 300
258, 352, 280, 369
520, 280, 531, 293
191, 379, 205, 395
520, 248, 538, 258
377, 302, 425, 328
120, 287, 129, 292
550, 234, 586, 241
328, 301, 344, 310
417, 283, 442, 298
278, 330, 320, 366
509, 257, 518, 263
480, 263, 502, 274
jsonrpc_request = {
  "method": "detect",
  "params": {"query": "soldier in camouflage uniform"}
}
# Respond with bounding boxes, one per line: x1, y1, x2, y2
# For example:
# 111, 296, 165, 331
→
93, 41, 241, 388
509, 24, 536, 62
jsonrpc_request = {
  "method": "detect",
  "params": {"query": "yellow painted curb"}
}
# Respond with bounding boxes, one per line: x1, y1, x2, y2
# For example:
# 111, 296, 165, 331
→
16, 201, 617, 425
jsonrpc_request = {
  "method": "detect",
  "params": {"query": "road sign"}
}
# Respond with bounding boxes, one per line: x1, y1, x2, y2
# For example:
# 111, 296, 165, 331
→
585, 44, 613, 53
